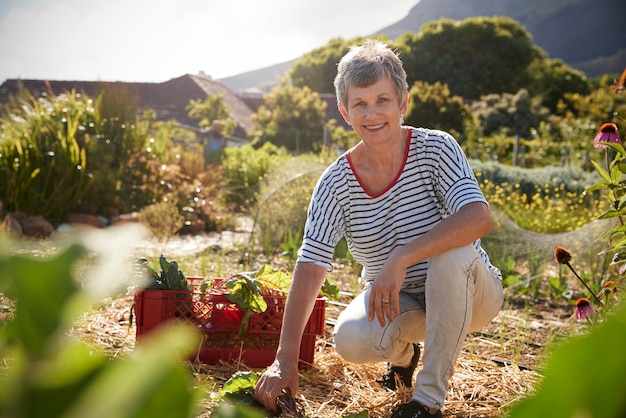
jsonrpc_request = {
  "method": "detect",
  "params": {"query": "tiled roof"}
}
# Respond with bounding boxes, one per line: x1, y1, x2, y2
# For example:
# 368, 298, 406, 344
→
188, 74, 255, 136
0, 74, 255, 138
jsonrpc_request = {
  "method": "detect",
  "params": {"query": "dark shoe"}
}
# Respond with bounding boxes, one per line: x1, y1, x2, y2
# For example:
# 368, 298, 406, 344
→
391, 400, 443, 418
378, 343, 420, 391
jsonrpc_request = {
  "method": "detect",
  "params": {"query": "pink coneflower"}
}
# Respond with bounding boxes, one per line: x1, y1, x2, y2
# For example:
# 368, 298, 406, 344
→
596, 280, 620, 303
574, 298, 596, 320
593, 122, 622, 149
554, 246, 603, 305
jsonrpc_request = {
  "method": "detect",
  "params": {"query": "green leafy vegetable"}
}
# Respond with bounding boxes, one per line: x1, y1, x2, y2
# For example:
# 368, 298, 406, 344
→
225, 273, 268, 336
212, 372, 268, 417
137, 255, 189, 291
214, 370, 370, 417
321, 279, 340, 300
219, 371, 260, 401
252, 265, 291, 291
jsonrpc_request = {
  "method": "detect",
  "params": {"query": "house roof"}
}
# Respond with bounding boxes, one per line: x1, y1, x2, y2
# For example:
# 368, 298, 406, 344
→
0, 74, 255, 138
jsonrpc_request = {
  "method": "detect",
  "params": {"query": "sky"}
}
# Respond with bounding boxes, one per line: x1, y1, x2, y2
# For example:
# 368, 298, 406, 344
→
0, 0, 418, 84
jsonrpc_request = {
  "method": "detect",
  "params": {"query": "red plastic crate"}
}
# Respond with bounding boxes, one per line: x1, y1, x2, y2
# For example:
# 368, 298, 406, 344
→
134, 277, 326, 368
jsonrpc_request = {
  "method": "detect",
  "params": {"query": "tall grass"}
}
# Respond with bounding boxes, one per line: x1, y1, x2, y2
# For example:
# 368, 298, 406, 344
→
0, 90, 90, 223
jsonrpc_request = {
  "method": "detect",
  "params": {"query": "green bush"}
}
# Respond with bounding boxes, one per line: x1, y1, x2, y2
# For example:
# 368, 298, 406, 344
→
138, 200, 185, 240
0, 90, 91, 223
253, 158, 323, 256
0, 88, 159, 223
221, 142, 290, 209
471, 160, 599, 203
0, 88, 232, 233
146, 162, 233, 234
78, 85, 159, 215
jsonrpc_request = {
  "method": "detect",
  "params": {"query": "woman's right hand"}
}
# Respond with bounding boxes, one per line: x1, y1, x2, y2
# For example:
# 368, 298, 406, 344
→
254, 358, 299, 413
255, 262, 326, 412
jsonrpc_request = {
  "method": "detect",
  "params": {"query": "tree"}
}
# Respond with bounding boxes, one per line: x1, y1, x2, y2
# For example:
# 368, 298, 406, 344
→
561, 79, 626, 123
252, 78, 327, 152
289, 37, 368, 94
405, 81, 473, 137
185, 94, 236, 133
396, 16, 538, 99
526, 55, 592, 113
471, 89, 549, 138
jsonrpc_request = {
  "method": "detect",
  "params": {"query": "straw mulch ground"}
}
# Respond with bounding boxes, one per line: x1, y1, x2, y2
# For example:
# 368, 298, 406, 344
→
70, 219, 576, 417
73, 285, 573, 418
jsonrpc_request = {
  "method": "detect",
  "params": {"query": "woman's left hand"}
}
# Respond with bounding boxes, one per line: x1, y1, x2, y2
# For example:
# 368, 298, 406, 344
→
368, 260, 405, 326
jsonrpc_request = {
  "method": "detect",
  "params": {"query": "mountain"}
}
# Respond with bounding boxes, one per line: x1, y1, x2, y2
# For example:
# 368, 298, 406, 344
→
381, 0, 625, 72
220, 0, 626, 93
219, 60, 295, 94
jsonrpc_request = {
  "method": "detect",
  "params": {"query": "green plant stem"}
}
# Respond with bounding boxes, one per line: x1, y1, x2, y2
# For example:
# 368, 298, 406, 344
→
566, 262, 604, 306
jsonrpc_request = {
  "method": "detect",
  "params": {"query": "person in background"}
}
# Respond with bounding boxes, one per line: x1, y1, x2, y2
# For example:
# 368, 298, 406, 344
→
202, 120, 227, 165
255, 39, 503, 418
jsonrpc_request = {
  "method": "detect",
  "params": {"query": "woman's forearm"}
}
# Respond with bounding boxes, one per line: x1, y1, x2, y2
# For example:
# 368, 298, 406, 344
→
274, 262, 327, 362
393, 202, 492, 269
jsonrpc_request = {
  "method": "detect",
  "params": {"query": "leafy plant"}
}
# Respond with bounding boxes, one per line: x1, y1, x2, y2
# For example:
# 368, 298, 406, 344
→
0, 227, 200, 418
148, 163, 232, 234
507, 303, 626, 418
508, 69, 626, 418
138, 201, 185, 240
224, 273, 268, 336
209, 265, 336, 337
221, 141, 290, 209
137, 255, 190, 291
0, 89, 91, 223
320, 279, 340, 300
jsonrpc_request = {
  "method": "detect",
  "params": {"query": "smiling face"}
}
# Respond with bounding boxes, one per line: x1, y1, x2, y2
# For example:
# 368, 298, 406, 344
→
339, 75, 408, 145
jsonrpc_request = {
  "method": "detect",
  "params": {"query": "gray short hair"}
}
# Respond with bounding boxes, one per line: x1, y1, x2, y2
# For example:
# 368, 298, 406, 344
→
334, 39, 409, 108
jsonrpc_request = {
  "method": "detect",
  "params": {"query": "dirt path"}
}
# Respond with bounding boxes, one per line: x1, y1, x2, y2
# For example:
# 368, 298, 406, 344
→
132, 216, 254, 257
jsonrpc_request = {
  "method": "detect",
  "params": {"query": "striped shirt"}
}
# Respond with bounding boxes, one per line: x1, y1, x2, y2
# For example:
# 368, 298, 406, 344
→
297, 126, 502, 293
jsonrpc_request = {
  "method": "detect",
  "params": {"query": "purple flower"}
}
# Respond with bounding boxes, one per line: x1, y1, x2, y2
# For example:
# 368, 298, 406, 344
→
555, 246, 604, 305
596, 280, 620, 303
574, 298, 596, 320
593, 122, 622, 149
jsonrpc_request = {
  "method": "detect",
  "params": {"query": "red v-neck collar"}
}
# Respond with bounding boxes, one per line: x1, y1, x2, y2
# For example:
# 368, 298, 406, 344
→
347, 129, 411, 198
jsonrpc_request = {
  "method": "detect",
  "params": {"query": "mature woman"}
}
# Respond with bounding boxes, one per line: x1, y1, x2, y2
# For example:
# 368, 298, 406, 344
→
254, 39, 503, 418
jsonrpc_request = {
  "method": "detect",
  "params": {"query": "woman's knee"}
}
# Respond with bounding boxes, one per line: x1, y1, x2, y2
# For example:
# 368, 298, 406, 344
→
429, 246, 478, 275
333, 318, 368, 362
333, 307, 389, 363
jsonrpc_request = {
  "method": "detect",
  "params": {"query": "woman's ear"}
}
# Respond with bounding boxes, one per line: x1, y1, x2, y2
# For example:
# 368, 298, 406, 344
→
338, 102, 351, 126
400, 91, 409, 114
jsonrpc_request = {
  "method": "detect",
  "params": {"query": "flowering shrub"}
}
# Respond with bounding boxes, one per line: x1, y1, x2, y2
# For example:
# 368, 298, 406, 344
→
551, 71, 626, 321
509, 69, 626, 418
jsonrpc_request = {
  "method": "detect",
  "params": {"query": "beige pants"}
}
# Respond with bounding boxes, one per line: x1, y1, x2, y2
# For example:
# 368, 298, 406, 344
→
333, 245, 504, 410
